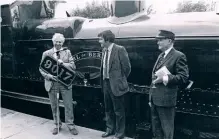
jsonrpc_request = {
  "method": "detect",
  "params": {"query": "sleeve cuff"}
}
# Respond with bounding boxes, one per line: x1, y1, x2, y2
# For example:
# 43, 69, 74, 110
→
163, 75, 169, 86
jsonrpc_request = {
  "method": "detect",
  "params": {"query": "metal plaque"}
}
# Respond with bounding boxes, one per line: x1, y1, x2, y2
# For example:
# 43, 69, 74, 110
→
40, 55, 75, 87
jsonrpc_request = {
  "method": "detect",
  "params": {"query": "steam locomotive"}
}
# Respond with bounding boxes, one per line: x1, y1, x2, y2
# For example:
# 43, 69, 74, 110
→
1, 1, 219, 138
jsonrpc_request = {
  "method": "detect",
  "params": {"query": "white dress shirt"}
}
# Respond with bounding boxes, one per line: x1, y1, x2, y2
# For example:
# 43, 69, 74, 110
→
53, 47, 63, 60
163, 45, 173, 85
103, 43, 114, 79
164, 45, 173, 58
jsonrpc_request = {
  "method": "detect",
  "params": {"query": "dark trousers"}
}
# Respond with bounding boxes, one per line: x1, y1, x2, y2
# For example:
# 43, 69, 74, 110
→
151, 101, 175, 139
48, 82, 75, 130
103, 79, 125, 138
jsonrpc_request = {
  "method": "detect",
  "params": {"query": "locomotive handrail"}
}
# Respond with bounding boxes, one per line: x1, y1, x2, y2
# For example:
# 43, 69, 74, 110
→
1, 25, 11, 27
16, 36, 219, 42
176, 110, 219, 118
185, 80, 194, 90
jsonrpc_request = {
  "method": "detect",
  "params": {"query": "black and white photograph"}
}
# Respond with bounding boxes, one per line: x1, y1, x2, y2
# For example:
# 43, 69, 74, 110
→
1, 0, 219, 139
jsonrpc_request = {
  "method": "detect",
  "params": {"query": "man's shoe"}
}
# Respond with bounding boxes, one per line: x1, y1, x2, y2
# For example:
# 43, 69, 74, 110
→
52, 127, 61, 135
69, 128, 78, 135
102, 131, 113, 138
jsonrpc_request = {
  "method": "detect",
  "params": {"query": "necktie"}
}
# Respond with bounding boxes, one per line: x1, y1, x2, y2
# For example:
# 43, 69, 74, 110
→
104, 49, 109, 79
155, 52, 165, 72
56, 51, 60, 59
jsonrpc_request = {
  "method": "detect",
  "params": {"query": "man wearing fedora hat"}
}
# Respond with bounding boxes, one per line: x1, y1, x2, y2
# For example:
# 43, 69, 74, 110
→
149, 30, 189, 139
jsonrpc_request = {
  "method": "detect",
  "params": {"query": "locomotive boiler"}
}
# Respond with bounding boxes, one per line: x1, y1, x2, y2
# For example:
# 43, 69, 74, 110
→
1, 1, 219, 138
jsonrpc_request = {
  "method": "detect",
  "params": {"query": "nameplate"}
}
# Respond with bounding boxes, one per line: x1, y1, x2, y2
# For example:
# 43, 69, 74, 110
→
40, 55, 75, 87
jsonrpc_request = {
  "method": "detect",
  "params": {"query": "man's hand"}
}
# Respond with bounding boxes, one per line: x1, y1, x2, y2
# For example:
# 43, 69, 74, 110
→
152, 75, 163, 84
47, 74, 57, 81
58, 59, 64, 65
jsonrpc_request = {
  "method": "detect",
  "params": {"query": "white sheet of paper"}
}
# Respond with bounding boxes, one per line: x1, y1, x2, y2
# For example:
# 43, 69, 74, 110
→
155, 66, 171, 77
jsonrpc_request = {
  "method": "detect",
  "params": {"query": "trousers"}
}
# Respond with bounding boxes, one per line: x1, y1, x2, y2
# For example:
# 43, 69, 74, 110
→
48, 82, 75, 130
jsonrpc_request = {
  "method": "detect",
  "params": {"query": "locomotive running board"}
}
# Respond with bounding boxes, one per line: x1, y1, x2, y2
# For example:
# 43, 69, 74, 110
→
0, 89, 77, 107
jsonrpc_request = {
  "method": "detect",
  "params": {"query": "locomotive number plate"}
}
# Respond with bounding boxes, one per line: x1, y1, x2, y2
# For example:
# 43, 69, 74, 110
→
40, 55, 75, 87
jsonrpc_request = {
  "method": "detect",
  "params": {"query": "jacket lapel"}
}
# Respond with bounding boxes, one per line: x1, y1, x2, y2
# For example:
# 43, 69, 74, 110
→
60, 50, 68, 61
109, 44, 116, 70
156, 48, 175, 70
101, 49, 105, 68
47, 48, 54, 57
48, 48, 67, 60
152, 53, 163, 73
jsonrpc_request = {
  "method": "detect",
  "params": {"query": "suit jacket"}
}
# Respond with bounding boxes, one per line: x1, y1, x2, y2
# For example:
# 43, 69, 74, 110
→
101, 44, 131, 96
149, 48, 189, 107
39, 48, 76, 92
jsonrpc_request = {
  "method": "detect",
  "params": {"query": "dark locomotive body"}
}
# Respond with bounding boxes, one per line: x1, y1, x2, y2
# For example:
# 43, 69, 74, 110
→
1, 2, 219, 138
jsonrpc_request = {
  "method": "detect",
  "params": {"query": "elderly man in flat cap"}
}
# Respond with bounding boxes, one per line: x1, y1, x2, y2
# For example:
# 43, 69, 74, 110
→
149, 30, 189, 139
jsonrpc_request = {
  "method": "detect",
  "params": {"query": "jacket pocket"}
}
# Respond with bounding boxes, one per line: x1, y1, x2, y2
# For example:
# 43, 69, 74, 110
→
116, 77, 128, 91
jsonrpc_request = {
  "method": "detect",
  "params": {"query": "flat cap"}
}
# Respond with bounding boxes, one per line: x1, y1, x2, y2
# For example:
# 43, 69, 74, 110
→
156, 30, 175, 40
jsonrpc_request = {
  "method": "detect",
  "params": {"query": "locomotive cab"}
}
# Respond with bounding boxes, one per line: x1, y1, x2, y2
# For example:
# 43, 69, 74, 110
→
9, 0, 86, 40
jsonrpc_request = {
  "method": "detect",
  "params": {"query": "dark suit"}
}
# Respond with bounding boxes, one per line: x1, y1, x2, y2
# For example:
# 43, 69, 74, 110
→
101, 44, 131, 138
149, 48, 189, 139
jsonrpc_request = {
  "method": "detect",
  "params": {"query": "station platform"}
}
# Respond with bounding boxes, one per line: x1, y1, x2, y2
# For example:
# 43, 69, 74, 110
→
1, 108, 132, 139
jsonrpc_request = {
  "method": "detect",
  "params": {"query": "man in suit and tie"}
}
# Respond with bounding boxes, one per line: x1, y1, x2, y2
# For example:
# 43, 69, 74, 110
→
39, 33, 78, 135
149, 30, 189, 139
98, 30, 131, 139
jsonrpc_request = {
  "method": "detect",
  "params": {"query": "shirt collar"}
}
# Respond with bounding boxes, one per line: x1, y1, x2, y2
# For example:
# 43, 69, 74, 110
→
105, 43, 114, 52
53, 47, 63, 53
164, 45, 173, 58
